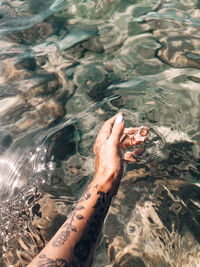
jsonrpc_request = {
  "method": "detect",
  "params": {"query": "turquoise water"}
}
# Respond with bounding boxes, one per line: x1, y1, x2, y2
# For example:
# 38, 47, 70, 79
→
0, 0, 200, 266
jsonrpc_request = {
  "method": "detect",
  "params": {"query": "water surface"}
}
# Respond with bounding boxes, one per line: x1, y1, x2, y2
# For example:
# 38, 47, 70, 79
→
0, 0, 200, 266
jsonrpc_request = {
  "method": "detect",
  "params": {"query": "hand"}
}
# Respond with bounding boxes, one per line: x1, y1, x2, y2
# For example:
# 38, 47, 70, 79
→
93, 113, 125, 193
120, 126, 149, 162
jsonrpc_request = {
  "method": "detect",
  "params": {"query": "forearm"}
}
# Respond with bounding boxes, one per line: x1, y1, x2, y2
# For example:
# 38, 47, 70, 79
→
28, 175, 116, 267
28, 113, 126, 267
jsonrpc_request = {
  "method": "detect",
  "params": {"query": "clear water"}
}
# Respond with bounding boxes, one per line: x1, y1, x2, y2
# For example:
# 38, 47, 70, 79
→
0, 0, 200, 266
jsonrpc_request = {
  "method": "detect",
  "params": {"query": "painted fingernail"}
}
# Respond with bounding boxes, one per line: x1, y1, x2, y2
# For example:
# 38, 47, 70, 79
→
115, 114, 124, 124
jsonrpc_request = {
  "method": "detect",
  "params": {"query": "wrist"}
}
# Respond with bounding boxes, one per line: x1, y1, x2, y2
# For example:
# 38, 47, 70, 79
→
92, 171, 120, 197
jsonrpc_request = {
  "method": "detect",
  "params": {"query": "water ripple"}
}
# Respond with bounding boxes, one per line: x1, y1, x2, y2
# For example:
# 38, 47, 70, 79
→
0, 0, 200, 266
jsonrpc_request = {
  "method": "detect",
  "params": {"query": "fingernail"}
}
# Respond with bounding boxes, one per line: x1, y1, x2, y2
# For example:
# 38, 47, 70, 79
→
115, 114, 124, 124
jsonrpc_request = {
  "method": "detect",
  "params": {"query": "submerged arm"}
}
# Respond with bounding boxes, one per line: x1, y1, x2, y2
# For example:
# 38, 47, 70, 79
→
28, 113, 125, 267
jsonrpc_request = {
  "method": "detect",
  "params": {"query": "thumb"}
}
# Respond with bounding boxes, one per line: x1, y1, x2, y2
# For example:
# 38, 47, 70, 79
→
110, 114, 125, 144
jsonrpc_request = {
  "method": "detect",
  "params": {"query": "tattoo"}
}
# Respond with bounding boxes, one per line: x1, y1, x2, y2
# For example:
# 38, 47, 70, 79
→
94, 190, 111, 211
51, 185, 112, 265
74, 190, 111, 263
37, 254, 69, 267
52, 185, 94, 247
74, 240, 91, 262
52, 205, 85, 247
83, 188, 91, 200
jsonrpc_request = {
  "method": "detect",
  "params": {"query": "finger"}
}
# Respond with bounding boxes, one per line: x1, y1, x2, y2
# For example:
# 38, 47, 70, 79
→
120, 134, 129, 145
123, 126, 149, 136
94, 113, 123, 153
123, 147, 145, 162
97, 113, 120, 141
109, 114, 125, 144
120, 128, 138, 145
120, 127, 139, 144
120, 126, 149, 148
123, 127, 138, 135
140, 126, 149, 136
120, 126, 148, 145
123, 151, 138, 162
120, 135, 147, 148
133, 147, 145, 156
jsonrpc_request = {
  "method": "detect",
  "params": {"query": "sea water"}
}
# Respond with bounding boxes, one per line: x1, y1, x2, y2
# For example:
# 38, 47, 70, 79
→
0, 0, 200, 266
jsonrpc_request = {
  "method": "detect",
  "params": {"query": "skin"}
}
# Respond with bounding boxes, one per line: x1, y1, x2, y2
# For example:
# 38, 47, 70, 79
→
121, 126, 149, 162
28, 113, 149, 267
